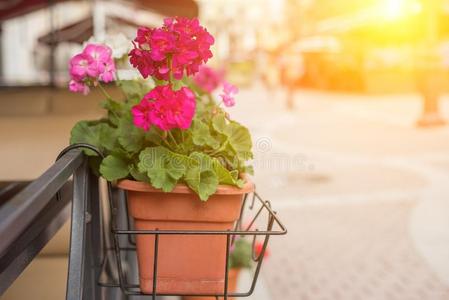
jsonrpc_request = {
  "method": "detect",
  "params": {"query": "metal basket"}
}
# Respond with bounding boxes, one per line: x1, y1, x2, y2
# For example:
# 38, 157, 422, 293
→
99, 188, 287, 299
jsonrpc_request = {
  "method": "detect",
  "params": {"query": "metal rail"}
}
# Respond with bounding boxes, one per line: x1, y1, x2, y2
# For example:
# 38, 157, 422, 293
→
0, 149, 83, 295
0, 149, 83, 256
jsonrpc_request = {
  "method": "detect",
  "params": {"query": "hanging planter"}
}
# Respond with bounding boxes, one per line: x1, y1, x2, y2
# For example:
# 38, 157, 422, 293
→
102, 188, 285, 298
119, 179, 253, 294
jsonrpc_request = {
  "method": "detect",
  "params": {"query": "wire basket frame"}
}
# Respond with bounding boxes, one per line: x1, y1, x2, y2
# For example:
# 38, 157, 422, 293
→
99, 188, 287, 300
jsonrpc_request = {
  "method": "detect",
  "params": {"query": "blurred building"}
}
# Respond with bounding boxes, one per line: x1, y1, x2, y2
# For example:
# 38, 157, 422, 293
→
283, 0, 449, 93
0, 0, 197, 87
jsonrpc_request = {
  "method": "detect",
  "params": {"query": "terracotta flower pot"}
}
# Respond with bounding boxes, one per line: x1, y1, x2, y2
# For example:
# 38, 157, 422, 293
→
117, 179, 254, 295
182, 268, 241, 300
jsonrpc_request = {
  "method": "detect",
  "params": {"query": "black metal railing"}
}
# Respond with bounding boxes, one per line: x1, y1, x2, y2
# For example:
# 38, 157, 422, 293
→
0, 149, 83, 295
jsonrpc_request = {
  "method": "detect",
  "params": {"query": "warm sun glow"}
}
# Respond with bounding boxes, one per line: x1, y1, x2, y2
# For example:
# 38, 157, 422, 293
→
385, 0, 406, 20
383, 0, 422, 20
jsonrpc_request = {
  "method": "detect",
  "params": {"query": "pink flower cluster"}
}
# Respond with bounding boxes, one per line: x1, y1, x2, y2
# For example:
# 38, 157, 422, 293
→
220, 82, 239, 107
69, 44, 116, 94
129, 17, 214, 81
132, 85, 196, 131
193, 66, 224, 93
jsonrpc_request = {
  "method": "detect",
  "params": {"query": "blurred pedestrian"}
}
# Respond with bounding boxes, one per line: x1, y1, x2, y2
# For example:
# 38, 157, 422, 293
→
280, 49, 304, 110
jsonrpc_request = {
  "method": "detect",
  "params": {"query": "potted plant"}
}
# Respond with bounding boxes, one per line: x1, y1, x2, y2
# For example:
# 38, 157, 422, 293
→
67, 17, 254, 294
182, 238, 269, 300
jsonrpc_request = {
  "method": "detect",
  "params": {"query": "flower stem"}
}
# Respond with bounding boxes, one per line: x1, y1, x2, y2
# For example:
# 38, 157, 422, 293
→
180, 130, 185, 143
155, 131, 172, 148
98, 82, 113, 100
168, 56, 174, 87
167, 131, 179, 148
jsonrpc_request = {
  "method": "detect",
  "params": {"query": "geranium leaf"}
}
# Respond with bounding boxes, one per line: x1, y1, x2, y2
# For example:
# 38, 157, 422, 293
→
99, 155, 129, 181
118, 79, 151, 101
118, 117, 144, 154
101, 98, 123, 126
185, 152, 218, 201
229, 238, 253, 269
129, 164, 150, 182
70, 121, 117, 156
98, 123, 119, 152
138, 147, 191, 192
212, 158, 243, 187
191, 119, 219, 149
212, 114, 253, 160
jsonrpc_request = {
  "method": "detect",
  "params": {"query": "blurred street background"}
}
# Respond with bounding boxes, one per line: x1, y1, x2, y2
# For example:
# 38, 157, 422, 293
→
2, 0, 449, 299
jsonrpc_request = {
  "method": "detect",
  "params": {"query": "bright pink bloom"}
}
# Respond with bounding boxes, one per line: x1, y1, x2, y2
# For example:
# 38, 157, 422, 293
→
193, 66, 224, 93
69, 80, 90, 95
132, 85, 196, 131
69, 53, 97, 81
129, 48, 155, 78
131, 98, 154, 131
150, 28, 176, 61
220, 82, 238, 107
99, 61, 116, 83
129, 17, 214, 81
68, 43, 115, 94
84, 44, 112, 62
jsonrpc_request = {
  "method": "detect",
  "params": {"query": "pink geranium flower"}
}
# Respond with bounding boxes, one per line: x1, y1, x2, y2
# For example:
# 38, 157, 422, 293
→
132, 85, 196, 131
129, 17, 214, 81
193, 66, 224, 93
131, 97, 154, 131
69, 53, 97, 81
220, 82, 238, 107
99, 61, 116, 83
68, 43, 115, 94
84, 44, 112, 63
69, 80, 90, 95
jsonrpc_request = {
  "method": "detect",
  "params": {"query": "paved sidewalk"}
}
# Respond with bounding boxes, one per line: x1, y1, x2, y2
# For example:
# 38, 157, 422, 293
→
230, 84, 449, 299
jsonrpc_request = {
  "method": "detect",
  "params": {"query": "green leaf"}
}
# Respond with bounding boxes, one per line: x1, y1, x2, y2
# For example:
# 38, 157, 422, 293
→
229, 238, 253, 269
212, 114, 253, 160
243, 165, 254, 176
185, 168, 218, 201
137, 147, 192, 192
212, 158, 243, 187
191, 119, 219, 149
129, 164, 150, 182
99, 155, 129, 181
101, 98, 123, 126
117, 117, 144, 154
98, 123, 119, 152
144, 127, 164, 147
185, 152, 218, 201
118, 79, 151, 100
70, 121, 117, 156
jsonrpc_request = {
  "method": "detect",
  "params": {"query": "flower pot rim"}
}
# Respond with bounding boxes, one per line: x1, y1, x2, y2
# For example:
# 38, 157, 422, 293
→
117, 178, 254, 195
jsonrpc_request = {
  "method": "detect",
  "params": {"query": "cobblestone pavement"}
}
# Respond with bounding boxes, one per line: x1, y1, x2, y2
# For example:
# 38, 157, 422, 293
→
230, 85, 449, 300
264, 201, 449, 300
